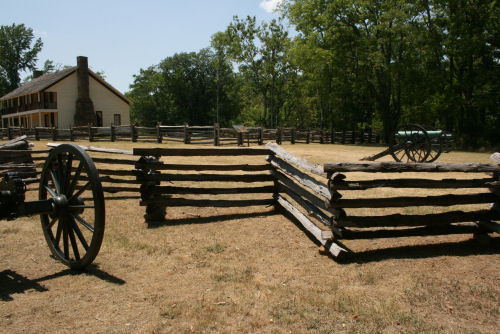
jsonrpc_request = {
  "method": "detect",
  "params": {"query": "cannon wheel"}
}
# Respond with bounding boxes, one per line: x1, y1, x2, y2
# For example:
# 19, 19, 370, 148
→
39, 144, 105, 270
390, 124, 431, 163
424, 126, 443, 162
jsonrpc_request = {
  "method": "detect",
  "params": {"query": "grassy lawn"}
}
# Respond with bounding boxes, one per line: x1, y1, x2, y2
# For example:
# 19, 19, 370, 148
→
0, 140, 498, 333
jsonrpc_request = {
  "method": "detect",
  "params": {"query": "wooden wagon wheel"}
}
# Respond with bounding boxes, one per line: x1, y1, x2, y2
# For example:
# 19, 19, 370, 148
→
424, 126, 444, 163
39, 144, 105, 269
390, 124, 431, 163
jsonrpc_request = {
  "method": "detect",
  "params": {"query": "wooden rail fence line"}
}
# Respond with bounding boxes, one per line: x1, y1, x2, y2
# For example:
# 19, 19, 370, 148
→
0, 124, 383, 146
3, 136, 498, 260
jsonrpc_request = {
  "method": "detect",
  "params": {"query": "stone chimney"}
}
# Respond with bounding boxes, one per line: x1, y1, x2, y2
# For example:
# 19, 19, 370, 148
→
74, 56, 96, 125
33, 70, 44, 79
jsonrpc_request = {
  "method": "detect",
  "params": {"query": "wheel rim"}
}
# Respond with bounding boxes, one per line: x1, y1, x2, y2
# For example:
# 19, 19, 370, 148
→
39, 144, 105, 269
390, 124, 431, 163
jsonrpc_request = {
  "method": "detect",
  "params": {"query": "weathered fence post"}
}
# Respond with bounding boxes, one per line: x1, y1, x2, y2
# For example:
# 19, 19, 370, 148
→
276, 127, 282, 144
88, 124, 94, 142
214, 123, 219, 146
51, 127, 57, 141
183, 123, 190, 144
351, 129, 356, 144
237, 131, 243, 146
137, 156, 166, 223
342, 130, 346, 144
330, 122, 335, 144
34, 127, 40, 141
258, 127, 263, 145
368, 128, 373, 144
6, 124, 12, 140
320, 129, 324, 144
156, 122, 162, 143
70, 126, 75, 141
306, 129, 310, 144
359, 129, 365, 144
291, 127, 296, 144
132, 123, 138, 142
110, 124, 115, 142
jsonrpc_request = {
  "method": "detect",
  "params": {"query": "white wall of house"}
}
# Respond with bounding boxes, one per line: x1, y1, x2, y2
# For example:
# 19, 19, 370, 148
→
43, 72, 130, 128
89, 76, 130, 126
49, 73, 77, 128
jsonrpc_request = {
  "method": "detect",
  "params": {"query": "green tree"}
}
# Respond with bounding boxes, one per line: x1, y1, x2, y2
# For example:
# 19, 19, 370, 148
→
225, 16, 292, 127
127, 49, 240, 126
0, 23, 43, 95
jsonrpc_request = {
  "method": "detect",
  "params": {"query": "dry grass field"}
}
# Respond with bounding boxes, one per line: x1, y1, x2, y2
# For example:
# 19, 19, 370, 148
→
1, 140, 499, 334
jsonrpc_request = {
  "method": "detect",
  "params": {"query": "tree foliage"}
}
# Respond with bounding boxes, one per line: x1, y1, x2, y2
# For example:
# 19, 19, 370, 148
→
127, 49, 240, 126
0, 23, 43, 96
128, 1, 499, 148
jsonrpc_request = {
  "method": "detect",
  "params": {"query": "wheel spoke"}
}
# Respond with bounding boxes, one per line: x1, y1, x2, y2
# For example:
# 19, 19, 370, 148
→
71, 213, 95, 233
57, 154, 64, 193
66, 162, 83, 197
45, 185, 58, 198
63, 219, 69, 259
64, 153, 73, 195
50, 167, 62, 195
67, 221, 81, 261
70, 216, 89, 251
69, 181, 91, 202
55, 219, 63, 247
48, 216, 59, 229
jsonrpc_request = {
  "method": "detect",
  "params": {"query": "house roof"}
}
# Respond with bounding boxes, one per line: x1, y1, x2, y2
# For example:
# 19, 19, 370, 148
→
0, 67, 132, 105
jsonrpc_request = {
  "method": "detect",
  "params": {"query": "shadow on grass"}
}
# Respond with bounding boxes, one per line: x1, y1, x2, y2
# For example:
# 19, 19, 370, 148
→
341, 237, 500, 264
0, 264, 125, 302
146, 210, 278, 228
281, 209, 500, 264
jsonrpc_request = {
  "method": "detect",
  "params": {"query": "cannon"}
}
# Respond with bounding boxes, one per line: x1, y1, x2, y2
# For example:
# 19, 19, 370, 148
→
0, 144, 105, 269
362, 124, 454, 163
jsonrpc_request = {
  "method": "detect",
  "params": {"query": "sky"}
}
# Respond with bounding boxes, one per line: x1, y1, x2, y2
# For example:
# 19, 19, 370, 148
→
1, 0, 283, 93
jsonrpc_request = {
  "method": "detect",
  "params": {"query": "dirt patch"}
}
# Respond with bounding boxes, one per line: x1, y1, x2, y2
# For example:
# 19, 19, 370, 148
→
1, 140, 498, 333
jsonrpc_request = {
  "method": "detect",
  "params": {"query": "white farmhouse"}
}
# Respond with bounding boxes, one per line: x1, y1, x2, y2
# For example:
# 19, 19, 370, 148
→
0, 56, 131, 128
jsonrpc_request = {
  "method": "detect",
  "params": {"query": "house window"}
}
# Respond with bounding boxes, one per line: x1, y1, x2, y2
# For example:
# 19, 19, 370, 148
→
113, 114, 121, 126
96, 111, 103, 127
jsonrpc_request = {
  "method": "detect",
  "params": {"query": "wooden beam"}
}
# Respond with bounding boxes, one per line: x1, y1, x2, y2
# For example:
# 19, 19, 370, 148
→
330, 177, 497, 190
135, 162, 271, 172
337, 210, 500, 228
268, 156, 331, 199
340, 224, 480, 239
47, 143, 133, 155
266, 142, 325, 177
91, 157, 137, 165
133, 147, 270, 156
324, 161, 500, 173
276, 195, 348, 258
332, 192, 498, 208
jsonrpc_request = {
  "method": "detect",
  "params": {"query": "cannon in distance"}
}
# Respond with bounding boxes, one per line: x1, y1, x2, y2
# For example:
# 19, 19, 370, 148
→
0, 144, 105, 270
362, 124, 454, 163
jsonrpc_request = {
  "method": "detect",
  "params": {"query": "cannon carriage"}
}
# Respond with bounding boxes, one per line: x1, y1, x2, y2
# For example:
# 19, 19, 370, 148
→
0, 143, 105, 269
362, 124, 454, 163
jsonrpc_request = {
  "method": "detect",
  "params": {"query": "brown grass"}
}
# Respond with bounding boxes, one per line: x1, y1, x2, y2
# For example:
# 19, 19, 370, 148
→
0, 140, 498, 334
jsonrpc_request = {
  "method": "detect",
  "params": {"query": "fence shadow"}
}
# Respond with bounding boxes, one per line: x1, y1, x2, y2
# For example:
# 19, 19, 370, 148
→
147, 210, 278, 228
338, 236, 500, 264
0, 265, 125, 301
